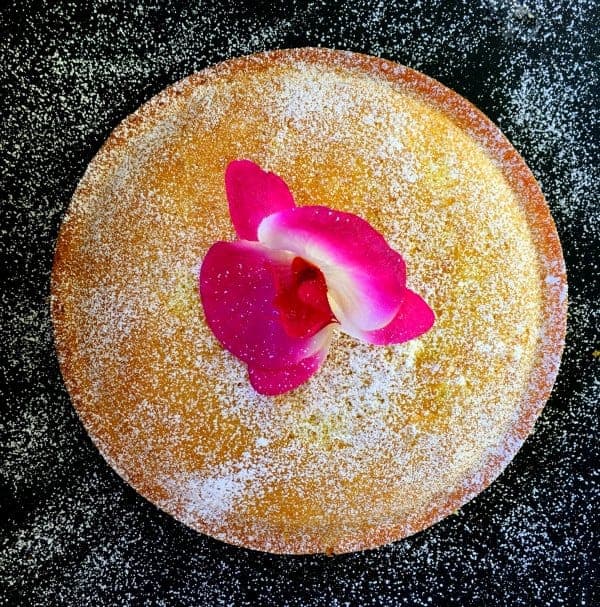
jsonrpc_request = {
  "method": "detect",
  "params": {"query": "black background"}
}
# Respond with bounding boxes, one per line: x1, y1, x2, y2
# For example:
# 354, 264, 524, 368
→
1, 1, 598, 605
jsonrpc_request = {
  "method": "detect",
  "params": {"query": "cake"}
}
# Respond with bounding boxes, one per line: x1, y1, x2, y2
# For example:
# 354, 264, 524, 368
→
51, 48, 567, 554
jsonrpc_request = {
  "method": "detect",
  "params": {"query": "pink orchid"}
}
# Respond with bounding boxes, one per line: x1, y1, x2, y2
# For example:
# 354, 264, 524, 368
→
199, 160, 435, 396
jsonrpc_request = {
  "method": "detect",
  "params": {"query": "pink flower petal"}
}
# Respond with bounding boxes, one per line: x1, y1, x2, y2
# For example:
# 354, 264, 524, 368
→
257, 206, 407, 332
248, 345, 330, 396
199, 240, 330, 369
272, 256, 336, 339
225, 160, 296, 241
355, 289, 435, 345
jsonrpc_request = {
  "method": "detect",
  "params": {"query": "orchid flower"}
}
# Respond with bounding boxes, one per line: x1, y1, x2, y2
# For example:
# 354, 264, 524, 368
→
199, 160, 435, 396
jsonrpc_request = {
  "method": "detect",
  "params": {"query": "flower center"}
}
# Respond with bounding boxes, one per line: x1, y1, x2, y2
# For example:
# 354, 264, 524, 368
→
273, 256, 336, 339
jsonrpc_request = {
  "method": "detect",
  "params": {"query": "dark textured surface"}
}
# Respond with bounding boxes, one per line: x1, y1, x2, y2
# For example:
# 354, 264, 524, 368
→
1, 1, 598, 605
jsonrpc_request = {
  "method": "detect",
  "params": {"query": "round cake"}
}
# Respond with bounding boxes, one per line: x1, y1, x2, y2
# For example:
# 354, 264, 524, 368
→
51, 48, 566, 554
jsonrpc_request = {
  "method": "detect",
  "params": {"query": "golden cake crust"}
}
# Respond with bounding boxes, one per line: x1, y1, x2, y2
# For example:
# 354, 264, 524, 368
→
51, 48, 566, 554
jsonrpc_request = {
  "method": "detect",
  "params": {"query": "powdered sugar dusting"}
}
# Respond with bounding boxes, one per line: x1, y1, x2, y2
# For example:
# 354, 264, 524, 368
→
50, 50, 562, 554
3, 1, 596, 604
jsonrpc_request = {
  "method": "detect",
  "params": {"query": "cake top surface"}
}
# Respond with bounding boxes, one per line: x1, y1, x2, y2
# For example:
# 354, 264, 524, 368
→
51, 48, 566, 554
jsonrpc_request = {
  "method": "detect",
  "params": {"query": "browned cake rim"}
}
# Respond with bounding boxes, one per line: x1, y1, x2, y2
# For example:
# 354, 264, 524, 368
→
51, 48, 567, 553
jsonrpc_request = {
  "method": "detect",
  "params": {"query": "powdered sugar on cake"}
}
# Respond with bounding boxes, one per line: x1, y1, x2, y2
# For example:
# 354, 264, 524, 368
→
51, 50, 565, 553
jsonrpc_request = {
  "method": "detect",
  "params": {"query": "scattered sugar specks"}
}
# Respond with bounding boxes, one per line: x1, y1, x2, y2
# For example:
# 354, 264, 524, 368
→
1, 1, 597, 606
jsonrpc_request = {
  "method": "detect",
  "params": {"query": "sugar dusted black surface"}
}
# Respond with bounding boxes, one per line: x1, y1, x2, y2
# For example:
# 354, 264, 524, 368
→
1, 1, 598, 605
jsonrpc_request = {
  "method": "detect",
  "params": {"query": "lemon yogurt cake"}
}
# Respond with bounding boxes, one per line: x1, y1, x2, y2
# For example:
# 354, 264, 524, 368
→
51, 48, 566, 554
